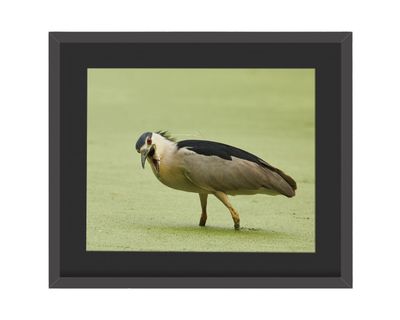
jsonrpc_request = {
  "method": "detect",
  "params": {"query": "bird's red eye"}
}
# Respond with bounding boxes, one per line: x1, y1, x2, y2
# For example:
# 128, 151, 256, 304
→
147, 138, 152, 145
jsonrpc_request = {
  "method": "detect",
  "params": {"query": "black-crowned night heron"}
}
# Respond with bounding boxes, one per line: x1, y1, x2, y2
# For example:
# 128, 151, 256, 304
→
135, 131, 297, 230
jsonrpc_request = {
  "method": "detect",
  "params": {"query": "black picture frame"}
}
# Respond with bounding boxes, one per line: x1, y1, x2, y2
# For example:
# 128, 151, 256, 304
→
49, 32, 352, 288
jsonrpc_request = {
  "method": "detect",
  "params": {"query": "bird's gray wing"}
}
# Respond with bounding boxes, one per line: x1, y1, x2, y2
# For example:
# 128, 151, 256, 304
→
181, 150, 294, 196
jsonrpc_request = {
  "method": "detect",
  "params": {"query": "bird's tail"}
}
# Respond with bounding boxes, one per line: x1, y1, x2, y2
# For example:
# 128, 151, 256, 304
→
258, 158, 297, 197
275, 169, 297, 198
276, 168, 297, 191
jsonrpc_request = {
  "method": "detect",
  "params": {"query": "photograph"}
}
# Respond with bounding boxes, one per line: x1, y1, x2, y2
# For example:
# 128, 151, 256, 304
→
86, 68, 315, 252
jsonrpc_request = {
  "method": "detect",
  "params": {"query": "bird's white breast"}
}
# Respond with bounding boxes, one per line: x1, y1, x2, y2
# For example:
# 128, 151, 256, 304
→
149, 145, 204, 193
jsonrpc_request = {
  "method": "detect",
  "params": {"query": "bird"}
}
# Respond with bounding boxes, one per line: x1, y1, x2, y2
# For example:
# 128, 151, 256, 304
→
135, 131, 297, 230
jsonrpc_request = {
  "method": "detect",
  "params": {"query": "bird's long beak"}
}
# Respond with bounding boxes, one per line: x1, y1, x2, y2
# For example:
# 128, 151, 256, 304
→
140, 149, 149, 168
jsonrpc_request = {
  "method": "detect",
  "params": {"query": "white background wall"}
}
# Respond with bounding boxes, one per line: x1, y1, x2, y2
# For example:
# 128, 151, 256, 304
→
1, 0, 399, 319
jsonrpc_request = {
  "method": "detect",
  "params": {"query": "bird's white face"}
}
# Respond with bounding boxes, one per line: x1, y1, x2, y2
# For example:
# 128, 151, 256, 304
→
136, 132, 161, 174
136, 131, 178, 178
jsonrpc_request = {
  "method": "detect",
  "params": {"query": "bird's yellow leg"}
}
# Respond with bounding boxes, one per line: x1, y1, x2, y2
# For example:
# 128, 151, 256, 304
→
213, 191, 240, 230
198, 193, 208, 227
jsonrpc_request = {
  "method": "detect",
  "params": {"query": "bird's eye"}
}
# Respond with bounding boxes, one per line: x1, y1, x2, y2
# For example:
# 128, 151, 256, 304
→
147, 138, 152, 145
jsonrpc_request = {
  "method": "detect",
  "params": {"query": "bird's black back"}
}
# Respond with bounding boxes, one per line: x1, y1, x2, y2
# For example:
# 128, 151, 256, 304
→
177, 139, 297, 191
177, 140, 272, 169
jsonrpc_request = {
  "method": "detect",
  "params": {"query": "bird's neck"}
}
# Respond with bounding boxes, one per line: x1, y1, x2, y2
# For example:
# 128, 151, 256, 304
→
152, 134, 177, 160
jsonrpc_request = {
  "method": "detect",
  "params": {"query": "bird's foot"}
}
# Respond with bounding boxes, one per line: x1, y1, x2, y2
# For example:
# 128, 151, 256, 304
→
234, 223, 240, 230
199, 216, 207, 227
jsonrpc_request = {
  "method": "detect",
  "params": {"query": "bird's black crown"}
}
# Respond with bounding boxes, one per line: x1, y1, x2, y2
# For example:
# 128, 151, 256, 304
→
135, 132, 152, 151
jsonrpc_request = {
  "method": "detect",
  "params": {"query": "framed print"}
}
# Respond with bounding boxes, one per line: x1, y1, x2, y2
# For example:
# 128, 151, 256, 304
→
49, 32, 352, 288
